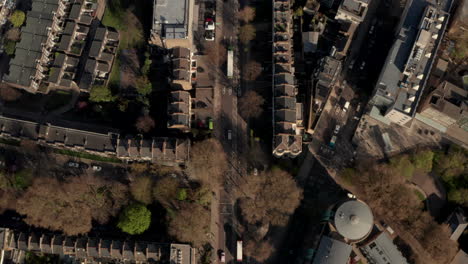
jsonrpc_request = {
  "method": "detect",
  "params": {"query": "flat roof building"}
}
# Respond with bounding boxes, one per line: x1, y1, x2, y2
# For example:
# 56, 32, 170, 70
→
416, 81, 467, 132
369, 0, 452, 126
149, 0, 194, 48
360, 232, 409, 264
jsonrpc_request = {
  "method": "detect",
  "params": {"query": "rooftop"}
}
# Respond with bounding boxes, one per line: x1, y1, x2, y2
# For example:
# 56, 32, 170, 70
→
371, 0, 452, 121
334, 200, 373, 241
361, 232, 409, 264
151, 0, 189, 39
312, 236, 352, 264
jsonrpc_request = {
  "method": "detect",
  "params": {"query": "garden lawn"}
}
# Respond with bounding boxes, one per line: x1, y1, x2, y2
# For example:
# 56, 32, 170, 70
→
44, 90, 72, 110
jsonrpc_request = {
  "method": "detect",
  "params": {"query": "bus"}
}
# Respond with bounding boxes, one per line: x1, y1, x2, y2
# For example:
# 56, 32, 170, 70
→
227, 49, 233, 78
236, 240, 243, 262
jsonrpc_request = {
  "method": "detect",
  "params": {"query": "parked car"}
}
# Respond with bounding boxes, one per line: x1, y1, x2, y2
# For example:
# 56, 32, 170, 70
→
205, 30, 215, 41
348, 59, 355, 70
79, 163, 89, 170
220, 251, 225, 263
204, 18, 215, 30
227, 129, 232, 140
359, 61, 366, 70
91, 164, 102, 172
334, 125, 341, 135
343, 101, 350, 112
67, 161, 80, 168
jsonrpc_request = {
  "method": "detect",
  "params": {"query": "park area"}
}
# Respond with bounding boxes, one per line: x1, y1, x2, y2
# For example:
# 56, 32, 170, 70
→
339, 145, 468, 264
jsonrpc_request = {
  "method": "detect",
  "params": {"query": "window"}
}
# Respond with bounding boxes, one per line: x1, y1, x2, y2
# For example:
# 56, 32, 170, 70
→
369, 242, 377, 249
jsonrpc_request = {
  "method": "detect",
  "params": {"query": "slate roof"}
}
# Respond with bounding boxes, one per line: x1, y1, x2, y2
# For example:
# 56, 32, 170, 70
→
312, 236, 352, 264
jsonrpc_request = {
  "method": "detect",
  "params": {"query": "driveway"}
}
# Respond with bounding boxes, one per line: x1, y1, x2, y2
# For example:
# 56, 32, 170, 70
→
411, 171, 446, 217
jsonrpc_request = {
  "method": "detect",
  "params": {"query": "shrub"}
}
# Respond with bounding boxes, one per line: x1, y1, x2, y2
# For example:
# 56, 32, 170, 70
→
411, 150, 434, 172
4, 40, 16, 56
89, 85, 115, 102
9, 10, 25, 28
389, 155, 415, 179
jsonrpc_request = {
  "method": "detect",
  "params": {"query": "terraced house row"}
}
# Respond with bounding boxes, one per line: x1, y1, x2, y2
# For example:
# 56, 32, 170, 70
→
0, 228, 195, 264
2, 0, 118, 94
0, 114, 190, 165
272, 0, 303, 158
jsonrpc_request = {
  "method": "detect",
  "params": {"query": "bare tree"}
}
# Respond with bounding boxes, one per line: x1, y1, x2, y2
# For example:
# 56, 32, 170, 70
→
244, 239, 274, 262
130, 176, 154, 204
238, 90, 265, 120
243, 61, 262, 81
135, 115, 155, 133
17, 175, 128, 235
153, 176, 180, 208
204, 43, 227, 65
188, 138, 228, 187
5, 28, 21, 42
167, 202, 210, 247
239, 24, 256, 45
0, 84, 21, 102
237, 169, 303, 226
239, 6, 256, 23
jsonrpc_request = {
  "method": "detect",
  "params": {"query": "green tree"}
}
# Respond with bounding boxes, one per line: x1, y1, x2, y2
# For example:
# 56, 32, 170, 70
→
177, 188, 187, 201
135, 76, 152, 96
117, 203, 151, 235
4, 41, 16, 56
412, 150, 434, 172
9, 10, 25, 28
390, 154, 415, 179
89, 85, 115, 102
448, 189, 468, 206
239, 24, 256, 45
142, 52, 152, 76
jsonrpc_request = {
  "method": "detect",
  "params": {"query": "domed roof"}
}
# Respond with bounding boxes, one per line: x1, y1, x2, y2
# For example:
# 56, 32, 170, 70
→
334, 200, 374, 241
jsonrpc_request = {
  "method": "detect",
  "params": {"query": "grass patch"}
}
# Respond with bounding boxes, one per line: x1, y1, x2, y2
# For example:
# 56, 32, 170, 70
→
414, 189, 426, 201
108, 53, 121, 88
53, 148, 122, 163
44, 90, 73, 111
102, 1, 145, 50
0, 137, 21, 146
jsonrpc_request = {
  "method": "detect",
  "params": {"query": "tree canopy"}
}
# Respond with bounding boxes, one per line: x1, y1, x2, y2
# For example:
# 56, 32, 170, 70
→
117, 203, 151, 235
17, 175, 128, 235
239, 24, 256, 45
238, 7, 256, 23
130, 176, 154, 205
9, 10, 25, 28
167, 202, 209, 247
188, 138, 228, 186
238, 90, 265, 120
135, 115, 155, 133
89, 85, 115, 102
237, 168, 302, 226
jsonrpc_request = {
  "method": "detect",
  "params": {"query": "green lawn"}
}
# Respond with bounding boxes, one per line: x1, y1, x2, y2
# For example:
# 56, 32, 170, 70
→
414, 189, 426, 201
108, 53, 121, 88
44, 90, 73, 111
0, 137, 21, 146
53, 148, 122, 163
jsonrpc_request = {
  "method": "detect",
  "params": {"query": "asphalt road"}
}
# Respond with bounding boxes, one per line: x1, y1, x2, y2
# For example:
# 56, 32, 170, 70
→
204, 0, 243, 263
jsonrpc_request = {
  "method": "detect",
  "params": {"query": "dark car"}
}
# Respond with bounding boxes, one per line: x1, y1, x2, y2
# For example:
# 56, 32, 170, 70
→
79, 163, 89, 170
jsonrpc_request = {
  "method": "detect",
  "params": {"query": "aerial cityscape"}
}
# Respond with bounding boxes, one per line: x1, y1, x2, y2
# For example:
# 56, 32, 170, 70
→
0, 0, 466, 263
